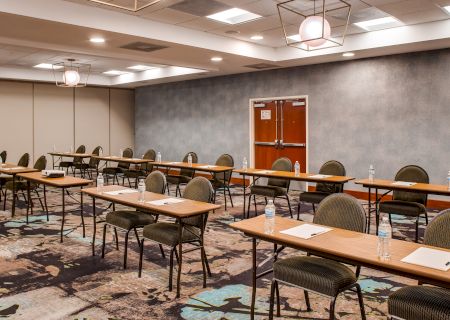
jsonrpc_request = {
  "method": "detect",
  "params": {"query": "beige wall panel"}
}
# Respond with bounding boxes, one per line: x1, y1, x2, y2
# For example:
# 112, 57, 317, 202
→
34, 84, 74, 167
74, 87, 110, 155
0, 81, 33, 164
110, 89, 135, 157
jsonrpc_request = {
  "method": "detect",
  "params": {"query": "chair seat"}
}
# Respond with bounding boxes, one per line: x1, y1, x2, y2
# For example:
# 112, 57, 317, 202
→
388, 286, 450, 320
250, 185, 287, 197
103, 167, 125, 175
59, 161, 74, 168
166, 174, 192, 185
0, 175, 13, 184
299, 191, 331, 204
274, 256, 357, 296
124, 170, 146, 179
106, 210, 155, 230
4, 180, 35, 191
379, 200, 427, 217
142, 222, 200, 247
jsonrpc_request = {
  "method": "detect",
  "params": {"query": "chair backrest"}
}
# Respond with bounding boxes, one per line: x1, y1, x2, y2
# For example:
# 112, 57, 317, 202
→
213, 154, 234, 183
118, 147, 133, 169
145, 170, 166, 194
0, 150, 6, 163
18, 153, 29, 167
267, 157, 292, 189
316, 160, 346, 193
89, 146, 102, 167
314, 193, 366, 233
180, 152, 198, 178
182, 176, 214, 228
393, 165, 429, 204
74, 145, 86, 164
424, 209, 450, 249
33, 155, 47, 171
141, 149, 156, 172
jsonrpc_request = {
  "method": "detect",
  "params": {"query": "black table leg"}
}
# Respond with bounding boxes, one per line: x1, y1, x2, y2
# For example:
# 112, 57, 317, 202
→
375, 188, 380, 234
176, 218, 183, 298
26, 180, 31, 224
242, 174, 247, 220
80, 186, 85, 237
367, 187, 372, 234
11, 174, 16, 217
223, 171, 227, 211
60, 187, 65, 243
250, 237, 257, 320
92, 197, 96, 256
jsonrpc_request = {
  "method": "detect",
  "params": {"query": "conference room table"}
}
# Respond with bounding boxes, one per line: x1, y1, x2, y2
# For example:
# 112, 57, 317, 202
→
234, 168, 354, 219
92, 155, 154, 165
230, 215, 450, 320
48, 151, 93, 169
354, 178, 450, 233
153, 161, 234, 210
82, 185, 220, 297
18, 172, 92, 242
0, 163, 38, 217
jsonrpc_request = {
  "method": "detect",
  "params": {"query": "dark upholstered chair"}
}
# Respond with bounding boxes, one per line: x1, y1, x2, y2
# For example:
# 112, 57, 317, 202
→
102, 171, 166, 269
378, 165, 429, 242
297, 160, 346, 220
59, 145, 85, 174
103, 147, 133, 185
123, 149, 156, 187
248, 157, 293, 218
3, 156, 48, 217
166, 152, 198, 197
269, 194, 366, 320
138, 176, 214, 297
0, 153, 29, 193
0, 151, 6, 163
388, 209, 450, 320
74, 146, 102, 178
209, 154, 234, 208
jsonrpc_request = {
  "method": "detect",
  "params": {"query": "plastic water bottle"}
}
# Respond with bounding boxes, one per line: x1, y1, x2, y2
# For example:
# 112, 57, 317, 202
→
70, 145, 74, 153
447, 171, 450, 191
138, 179, 145, 202
377, 216, 392, 260
119, 149, 123, 157
264, 200, 276, 234
369, 164, 375, 182
156, 152, 161, 163
242, 157, 248, 171
97, 173, 104, 193
99, 148, 103, 156
294, 161, 300, 176
187, 153, 193, 167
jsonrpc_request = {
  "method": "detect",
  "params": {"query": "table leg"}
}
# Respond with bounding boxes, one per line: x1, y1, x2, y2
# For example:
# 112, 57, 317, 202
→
223, 172, 227, 211
367, 187, 372, 234
80, 186, 85, 238
176, 218, 183, 298
250, 237, 257, 320
375, 188, 379, 235
11, 174, 16, 217
242, 174, 247, 220
26, 180, 31, 224
60, 187, 65, 243
52, 155, 55, 170
92, 197, 96, 256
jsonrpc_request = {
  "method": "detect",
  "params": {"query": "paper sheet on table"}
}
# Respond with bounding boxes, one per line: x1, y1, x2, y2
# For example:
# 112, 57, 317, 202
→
280, 224, 332, 239
2, 167, 23, 170
309, 174, 333, 179
167, 162, 182, 165
256, 170, 275, 174
147, 198, 185, 206
392, 181, 416, 186
401, 247, 450, 271
104, 189, 138, 195
197, 165, 218, 169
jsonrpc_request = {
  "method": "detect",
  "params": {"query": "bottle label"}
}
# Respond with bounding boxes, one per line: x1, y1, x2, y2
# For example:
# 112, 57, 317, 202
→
378, 230, 388, 238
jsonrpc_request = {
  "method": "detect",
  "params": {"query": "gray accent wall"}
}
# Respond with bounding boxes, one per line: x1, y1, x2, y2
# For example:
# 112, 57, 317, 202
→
135, 49, 450, 194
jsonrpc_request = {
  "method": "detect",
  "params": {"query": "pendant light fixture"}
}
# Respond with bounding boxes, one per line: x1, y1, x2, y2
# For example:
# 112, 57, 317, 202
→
52, 59, 90, 88
87, 0, 163, 12
277, 0, 351, 51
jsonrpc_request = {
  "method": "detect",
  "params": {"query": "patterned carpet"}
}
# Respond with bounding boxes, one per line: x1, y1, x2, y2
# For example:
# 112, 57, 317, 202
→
0, 182, 440, 320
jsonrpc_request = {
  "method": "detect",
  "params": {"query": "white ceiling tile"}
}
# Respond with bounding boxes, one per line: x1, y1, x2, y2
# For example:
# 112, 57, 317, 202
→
140, 7, 197, 23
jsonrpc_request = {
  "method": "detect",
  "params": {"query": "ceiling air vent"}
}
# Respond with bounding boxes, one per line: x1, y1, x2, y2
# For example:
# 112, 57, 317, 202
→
169, 0, 231, 17
120, 42, 168, 52
244, 63, 280, 70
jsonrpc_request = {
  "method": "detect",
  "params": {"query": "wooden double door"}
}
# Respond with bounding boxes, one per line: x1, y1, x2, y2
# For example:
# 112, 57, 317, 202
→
253, 98, 307, 170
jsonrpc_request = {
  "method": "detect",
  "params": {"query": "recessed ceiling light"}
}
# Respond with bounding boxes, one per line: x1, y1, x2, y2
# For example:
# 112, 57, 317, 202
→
207, 8, 262, 25
127, 65, 158, 71
251, 35, 264, 40
343, 52, 355, 57
211, 57, 223, 62
90, 37, 105, 43
442, 5, 450, 14
354, 16, 401, 31
34, 63, 63, 70
103, 70, 130, 75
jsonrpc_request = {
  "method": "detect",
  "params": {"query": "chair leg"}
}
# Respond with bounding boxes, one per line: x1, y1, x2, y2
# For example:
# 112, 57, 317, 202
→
227, 186, 234, 207
269, 279, 276, 320
114, 227, 119, 250
159, 244, 166, 259
264, 197, 268, 205
138, 239, 144, 278
312, 203, 316, 214
3, 189, 6, 210
213, 190, 216, 203
389, 213, 392, 226
253, 195, 257, 216
200, 244, 207, 288
425, 211, 429, 225
123, 230, 130, 269
43, 186, 49, 221
285, 195, 293, 218
169, 247, 176, 291
247, 193, 252, 218
415, 216, 419, 243
355, 284, 366, 320
275, 279, 280, 316
329, 296, 337, 320
101, 224, 107, 258
304, 290, 312, 311
203, 248, 212, 277
297, 201, 301, 220
133, 227, 140, 243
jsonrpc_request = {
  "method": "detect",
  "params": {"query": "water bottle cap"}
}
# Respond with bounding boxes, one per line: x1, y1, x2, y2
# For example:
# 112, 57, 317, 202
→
382, 216, 389, 222
268, 200, 274, 204
369, 164, 374, 169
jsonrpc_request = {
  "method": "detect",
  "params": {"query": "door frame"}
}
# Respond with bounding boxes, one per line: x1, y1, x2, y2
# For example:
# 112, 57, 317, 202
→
249, 95, 309, 190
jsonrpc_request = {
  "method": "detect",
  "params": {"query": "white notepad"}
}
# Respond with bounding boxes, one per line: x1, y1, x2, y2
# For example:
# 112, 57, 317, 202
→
197, 165, 218, 169
401, 247, 450, 271
309, 174, 333, 179
280, 224, 332, 239
147, 198, 185, 206
167, 162, 182, 165
392, 181, 416, 187
257, 170, 275, 174
104, 189, 138, 196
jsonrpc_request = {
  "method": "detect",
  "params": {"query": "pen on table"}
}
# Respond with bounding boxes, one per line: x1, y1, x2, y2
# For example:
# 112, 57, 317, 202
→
445, 261, 450, 266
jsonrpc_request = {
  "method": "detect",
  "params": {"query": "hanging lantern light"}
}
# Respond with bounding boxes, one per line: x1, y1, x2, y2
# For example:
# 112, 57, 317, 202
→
277, 0, 351, 51
52, 59, 90, 88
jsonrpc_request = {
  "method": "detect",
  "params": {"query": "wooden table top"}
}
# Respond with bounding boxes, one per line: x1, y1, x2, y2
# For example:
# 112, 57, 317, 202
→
154, 161, 233, 173
0, 163, 38, 175
234, 168, 354, 183
92, 156, 154, 164
230, 215, 450, 288
18, 172, 92, 187
48, 152, 93, 158
354, 178, 450, 196
82, 185, 220, 218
